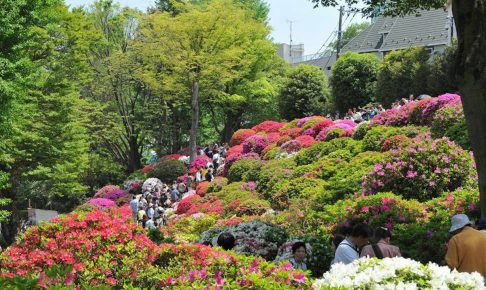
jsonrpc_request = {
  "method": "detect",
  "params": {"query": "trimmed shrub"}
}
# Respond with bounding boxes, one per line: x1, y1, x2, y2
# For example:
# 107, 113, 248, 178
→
431, 105, 470, 149
147, 158, 187, 184
229, 129, 256, 147
228, 158, 263, 183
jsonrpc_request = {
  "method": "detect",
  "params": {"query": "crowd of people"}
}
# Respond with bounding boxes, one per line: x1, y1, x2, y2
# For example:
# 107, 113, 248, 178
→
295, 214, 486, 279
129, 143, 230, 230
340, 94, 432, 124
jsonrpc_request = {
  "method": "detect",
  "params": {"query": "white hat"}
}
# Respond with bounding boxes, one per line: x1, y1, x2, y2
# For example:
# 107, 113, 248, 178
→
450, 214, 471, 233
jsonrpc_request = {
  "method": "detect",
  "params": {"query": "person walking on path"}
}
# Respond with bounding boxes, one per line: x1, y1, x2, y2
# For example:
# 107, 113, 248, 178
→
333, 223, 371, 265
129, 195, 139, 222
445, 214, 486, 277
360, 227, 401, 259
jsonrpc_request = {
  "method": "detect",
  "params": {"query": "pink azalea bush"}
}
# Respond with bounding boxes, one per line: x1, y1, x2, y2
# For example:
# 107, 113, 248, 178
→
87, 198, 116, 209
362, 133, 475, 201
190, 156, 210, 170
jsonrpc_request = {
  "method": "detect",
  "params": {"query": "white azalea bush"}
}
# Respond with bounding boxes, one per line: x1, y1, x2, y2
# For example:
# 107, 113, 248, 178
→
313, 257, 485, 290
199, 220, 289, 260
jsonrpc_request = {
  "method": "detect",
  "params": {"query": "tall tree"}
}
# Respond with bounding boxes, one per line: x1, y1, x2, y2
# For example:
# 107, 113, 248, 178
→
142, 0, 271, 161
278, 64, 331, 120
330, 51, 380, 113
310, 0, 486, 217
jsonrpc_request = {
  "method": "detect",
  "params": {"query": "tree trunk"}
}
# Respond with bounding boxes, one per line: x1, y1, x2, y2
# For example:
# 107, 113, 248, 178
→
189, 78, 199, 162
221, 110, 244, 143
128, 135, 142, 173
452, 0, 486, 217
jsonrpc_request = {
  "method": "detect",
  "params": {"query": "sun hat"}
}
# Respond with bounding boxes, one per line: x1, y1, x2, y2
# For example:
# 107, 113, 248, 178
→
450, 214, 471, 233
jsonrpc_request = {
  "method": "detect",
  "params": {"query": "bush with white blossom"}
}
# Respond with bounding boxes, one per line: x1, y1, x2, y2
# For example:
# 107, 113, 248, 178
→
313, 257, 485, 290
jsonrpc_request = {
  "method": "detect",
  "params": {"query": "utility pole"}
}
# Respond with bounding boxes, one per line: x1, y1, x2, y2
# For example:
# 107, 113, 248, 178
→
287, 20, 294, 59
336, 6, 344, 59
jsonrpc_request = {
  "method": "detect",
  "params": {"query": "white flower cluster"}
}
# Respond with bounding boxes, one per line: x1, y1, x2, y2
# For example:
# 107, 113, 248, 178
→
313, 257, 485, 290
178, 155, 190, 165
201, 221, 287, 260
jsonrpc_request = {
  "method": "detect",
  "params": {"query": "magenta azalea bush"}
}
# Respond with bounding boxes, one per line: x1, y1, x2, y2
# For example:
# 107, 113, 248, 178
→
362, 133, 475, 200
242, 135, 270, 155
372, 93, 461, 126
94, 185, 120, 198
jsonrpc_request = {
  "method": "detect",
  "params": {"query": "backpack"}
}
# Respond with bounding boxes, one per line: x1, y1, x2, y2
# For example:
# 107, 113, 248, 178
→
371, 243, 384, 259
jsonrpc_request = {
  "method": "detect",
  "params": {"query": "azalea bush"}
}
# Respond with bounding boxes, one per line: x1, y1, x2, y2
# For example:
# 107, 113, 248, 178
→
228, 158, 263, 183
157, 244, 312, 289
200, 220, 289, 261
93, 185, 120, 198
362, 125, 427, 152
251, 121, 285, 133
430, 104, 470, 149
242, 135, 270, 155
229, 129, 256, 147
362, 134, 475, 201
0, 207, 159, 287
313, 257, 484, 290
87, 198, 116, 209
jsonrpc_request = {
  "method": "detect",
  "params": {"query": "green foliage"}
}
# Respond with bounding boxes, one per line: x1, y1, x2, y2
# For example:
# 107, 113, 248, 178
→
273, 178, 328, 210
147, 228, 172, 245
165, 214, 218, 243
278, 64, 331, 120
362, 125, 427, 151
323, 151, 386, 202
431, 105, 470, 149
295, 137, 362, 166
330, 52, 380, 113
352, 121, 371, 140
257, 159, 296, 200
206, 177, 229, 193
427, 42, 459, 96
147, 158, 187, 184
376, 47, 430, 107
228, 158, 263, 182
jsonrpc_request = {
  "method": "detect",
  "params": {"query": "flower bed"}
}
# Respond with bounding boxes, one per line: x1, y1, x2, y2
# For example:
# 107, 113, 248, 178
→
313, 257, 484, 290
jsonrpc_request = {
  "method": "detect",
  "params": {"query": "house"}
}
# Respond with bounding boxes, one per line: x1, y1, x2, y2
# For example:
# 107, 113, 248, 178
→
291, 8, 455, 75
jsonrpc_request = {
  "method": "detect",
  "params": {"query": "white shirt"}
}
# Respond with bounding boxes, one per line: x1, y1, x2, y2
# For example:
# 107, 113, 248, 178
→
213, 153, 220, 162
333, 238, 359, 265
145, 219, 155, 230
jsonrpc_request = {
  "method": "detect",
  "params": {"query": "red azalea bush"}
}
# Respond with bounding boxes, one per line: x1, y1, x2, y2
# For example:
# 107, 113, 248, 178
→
382, 134, 412, 151
226, 145, 244, 157
251, 121, 284, 133
311, 119, 334, 133
196, 181, 210, 196
362, 134, 476, 201
94, 185, 121, 198
242, 135, 270, 155
280, 128, 304, 138
229, 129, 256, 147
87, 198, 116, 209
0, 207, 159, 286
296, 135, 316, 148
141, 163, 154, 174
164, 154, 183, 160
175, 195, 201, 215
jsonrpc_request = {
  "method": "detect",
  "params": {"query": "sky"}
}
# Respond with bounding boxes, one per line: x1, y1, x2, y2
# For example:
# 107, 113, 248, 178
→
65, 0, 366, 56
